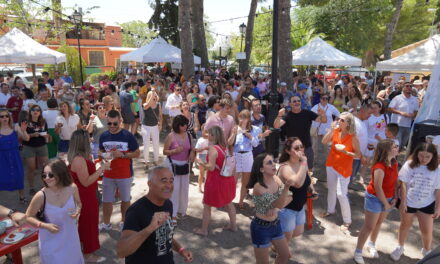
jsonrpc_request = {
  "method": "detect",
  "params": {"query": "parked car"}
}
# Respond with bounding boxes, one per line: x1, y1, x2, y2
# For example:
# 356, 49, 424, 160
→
316, 68, 352, 81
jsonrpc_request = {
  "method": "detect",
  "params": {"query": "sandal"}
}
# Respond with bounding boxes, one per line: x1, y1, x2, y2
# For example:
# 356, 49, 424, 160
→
223, 225, 237, 232
320, 212, 333, 218
340, 223, 350, 232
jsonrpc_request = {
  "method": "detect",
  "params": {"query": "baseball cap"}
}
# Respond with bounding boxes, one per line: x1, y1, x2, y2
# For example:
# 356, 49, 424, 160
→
298, 83, 308, 90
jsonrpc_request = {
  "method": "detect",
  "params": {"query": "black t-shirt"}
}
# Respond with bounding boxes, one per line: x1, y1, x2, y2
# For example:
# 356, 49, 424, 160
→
282, 110, 318, 148
388, 90, 401, 102
123, 197, 174, 264
23, 121, 48, 147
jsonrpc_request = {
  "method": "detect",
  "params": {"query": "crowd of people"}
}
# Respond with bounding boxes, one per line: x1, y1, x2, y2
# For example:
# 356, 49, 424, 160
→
0, 67, 439, 264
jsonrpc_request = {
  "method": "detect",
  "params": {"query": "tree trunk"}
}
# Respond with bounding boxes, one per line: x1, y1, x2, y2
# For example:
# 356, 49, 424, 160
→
383, 0, 404, 60
190, 0, 209, 69
52, 0, 66, 44
278, 0, 292, 89
179, 0, 195, 79
239, 0, 258, 74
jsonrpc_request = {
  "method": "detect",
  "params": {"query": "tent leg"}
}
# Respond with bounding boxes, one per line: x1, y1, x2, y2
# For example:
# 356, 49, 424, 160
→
31, 64, 36, 78
324, 65, 327, 92
373, 70, 378, 100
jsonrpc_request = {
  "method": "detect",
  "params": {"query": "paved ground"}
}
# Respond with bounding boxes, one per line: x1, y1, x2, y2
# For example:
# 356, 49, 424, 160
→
1, 132, 439, 264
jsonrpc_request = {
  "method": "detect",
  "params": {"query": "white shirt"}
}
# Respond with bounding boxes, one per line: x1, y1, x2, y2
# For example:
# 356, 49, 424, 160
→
195, 137, 209, 155
37, 100, 48, 111
0, 92, 10, 107
22, 99, 37, 111
311, 103, 340, 135
43, 109, 60, 129
399, 160, 440, 208
366, 114, 387, 146
199, 81, 208, 95
225, 90, 239, 101
354, 116, 368, 157
55, 114, 80, 140
389, 94, 419, 128
165, 93, 182, 117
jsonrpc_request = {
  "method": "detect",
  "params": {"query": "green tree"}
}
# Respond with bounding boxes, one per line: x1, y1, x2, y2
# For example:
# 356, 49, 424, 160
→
118, 20, 156, 48
148, 0, 180, 47
43, 44, 87, 86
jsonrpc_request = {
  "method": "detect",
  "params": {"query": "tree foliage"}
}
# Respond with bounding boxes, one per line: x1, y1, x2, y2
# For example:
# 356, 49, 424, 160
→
43, 44, 87, 86
118, 20, 156, 48
147, 0, 180, 47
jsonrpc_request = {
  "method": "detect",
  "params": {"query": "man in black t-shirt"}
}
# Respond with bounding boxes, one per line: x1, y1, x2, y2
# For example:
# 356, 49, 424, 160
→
117, 166, 193, 264
274, 95, 326, 172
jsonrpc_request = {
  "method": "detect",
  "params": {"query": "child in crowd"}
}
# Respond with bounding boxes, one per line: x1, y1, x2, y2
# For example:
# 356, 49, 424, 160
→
195, 126, 209, 193
385, 123, 399, 148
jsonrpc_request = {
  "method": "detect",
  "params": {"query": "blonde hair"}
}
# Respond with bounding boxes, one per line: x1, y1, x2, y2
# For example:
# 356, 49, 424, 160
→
340, 112, 356, 135
67, 129, 92, 163
208, 126, 226, 148
239, 109, 252, 132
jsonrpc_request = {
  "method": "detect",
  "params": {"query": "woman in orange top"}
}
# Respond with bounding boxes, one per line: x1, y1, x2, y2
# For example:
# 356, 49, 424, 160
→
322, 112, 360, 231
353, 139, 399, 264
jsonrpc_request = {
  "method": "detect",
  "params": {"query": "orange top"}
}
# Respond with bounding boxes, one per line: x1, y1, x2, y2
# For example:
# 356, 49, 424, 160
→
325, 128, 354, 178
367, 162, 398, 198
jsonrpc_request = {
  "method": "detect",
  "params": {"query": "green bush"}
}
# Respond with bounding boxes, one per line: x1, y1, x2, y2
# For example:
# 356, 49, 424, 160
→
228, 66, 237, 75
88, 73, 102, 85
104, 71, 117, 81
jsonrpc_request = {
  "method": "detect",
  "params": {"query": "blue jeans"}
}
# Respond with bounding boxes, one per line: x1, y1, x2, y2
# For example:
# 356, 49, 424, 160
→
397, 126, 411, 151
250, 218, 284, 248
349, 159, 361, 184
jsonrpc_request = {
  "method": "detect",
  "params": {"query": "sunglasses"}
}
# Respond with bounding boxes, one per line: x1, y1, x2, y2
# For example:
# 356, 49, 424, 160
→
176, 89, 182, 91
41, 172, 55, 179
107, 122, 119, 127
291, 100, 301, 103
265, 160, 275, 165
293, 144, 304, 151
0, 114, 9, 118
31, 108, 41, 112
338, 118, 346, 123
321, 97, 329, 100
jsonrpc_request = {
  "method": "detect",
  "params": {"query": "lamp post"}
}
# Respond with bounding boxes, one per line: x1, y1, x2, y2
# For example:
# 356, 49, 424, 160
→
266, 0, 280, 158
70, 10, 84, 86
238, 23, 246, 73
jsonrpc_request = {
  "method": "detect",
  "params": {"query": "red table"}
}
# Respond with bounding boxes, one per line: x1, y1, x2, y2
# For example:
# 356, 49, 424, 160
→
0, 221, 38, 264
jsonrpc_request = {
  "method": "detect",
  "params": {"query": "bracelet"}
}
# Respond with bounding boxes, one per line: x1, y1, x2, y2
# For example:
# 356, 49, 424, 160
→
178, 247, 185, 254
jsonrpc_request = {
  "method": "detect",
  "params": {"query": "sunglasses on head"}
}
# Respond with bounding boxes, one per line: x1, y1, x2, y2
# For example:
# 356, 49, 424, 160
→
107, 122, 119, 127
293, 144, 304, 151
41, 172, 55, 179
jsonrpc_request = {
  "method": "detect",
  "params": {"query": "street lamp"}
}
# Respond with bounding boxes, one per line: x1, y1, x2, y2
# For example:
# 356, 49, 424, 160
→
70, 10, 84, 86
239, 23, 246, 52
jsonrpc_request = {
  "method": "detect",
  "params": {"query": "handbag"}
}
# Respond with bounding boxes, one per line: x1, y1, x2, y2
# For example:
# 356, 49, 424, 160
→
215, 146, 235, 177
168, 132, 192, 175
36, 191, 46, 222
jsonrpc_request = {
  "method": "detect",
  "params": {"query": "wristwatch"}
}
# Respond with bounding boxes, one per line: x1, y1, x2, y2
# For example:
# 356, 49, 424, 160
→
7, 209, 17, 218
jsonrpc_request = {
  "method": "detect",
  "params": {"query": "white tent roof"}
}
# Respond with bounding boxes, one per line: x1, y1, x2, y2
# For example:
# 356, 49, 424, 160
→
120, 36, 201, 64
0, 28, 66, 64
292, 37, 362, 66
376, 35, 440, 72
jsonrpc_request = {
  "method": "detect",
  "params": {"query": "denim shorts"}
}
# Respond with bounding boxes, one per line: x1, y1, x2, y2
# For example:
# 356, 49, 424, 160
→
364, 191, 393, 213
278, 207, 305, 233
250, 218, 284, 248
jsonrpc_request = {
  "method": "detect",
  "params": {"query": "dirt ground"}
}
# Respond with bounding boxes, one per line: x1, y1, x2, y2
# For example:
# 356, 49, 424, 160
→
1, 133, 439, 264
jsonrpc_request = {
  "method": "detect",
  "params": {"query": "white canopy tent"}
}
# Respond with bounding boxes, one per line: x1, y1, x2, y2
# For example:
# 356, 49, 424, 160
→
120, 36, 201, 64
291, 37, 362, 66
0, 28, 66, 64
376, 34, 440, 72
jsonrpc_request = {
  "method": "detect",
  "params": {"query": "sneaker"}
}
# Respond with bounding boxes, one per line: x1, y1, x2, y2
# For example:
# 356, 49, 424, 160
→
353, 252, 365, 264
99, 223, 112, 232
367, 245, 379, 258
421, 248, 432, 257
390, 246, 404, 261
119, 222, 124, 231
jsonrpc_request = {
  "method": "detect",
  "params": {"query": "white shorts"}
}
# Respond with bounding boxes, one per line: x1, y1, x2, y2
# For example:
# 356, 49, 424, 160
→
234, 151, 253, 173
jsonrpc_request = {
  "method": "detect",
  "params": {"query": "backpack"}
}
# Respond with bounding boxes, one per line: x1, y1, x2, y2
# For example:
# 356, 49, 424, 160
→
214, 145, 235, 177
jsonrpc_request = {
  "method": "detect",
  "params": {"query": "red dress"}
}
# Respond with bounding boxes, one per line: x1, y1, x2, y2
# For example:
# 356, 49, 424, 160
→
70, 157, 100, 254
203, 145, 236, 207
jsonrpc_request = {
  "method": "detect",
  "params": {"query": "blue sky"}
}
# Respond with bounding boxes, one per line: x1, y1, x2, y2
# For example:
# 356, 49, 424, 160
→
61, 0, 271, 47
